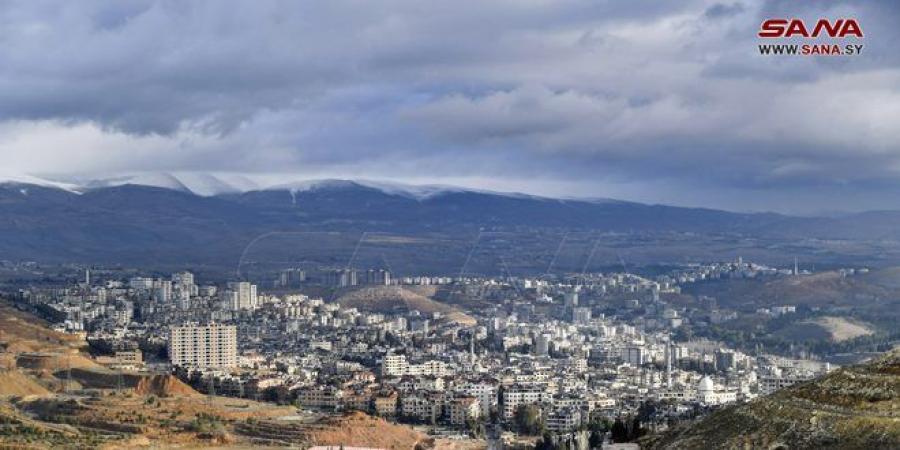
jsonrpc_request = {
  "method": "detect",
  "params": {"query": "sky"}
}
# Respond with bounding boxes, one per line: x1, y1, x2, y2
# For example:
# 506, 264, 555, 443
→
0, 0, 898, 214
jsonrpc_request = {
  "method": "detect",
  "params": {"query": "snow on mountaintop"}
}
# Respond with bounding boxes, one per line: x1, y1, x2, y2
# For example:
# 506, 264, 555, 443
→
78, 172, 261, 196
267, 179, 478, 201
0, 173, 81, 193
1, 172, 614, 204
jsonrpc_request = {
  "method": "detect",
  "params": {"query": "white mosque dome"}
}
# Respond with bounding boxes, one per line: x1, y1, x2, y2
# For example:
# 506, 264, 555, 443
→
698, 376, 715, 393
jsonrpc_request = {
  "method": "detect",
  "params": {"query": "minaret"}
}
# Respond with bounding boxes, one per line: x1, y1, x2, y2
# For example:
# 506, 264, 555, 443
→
666, 338, 673, 389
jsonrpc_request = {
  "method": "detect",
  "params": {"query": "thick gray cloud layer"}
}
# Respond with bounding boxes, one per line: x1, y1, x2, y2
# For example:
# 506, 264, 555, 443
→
0, 0, 898, 213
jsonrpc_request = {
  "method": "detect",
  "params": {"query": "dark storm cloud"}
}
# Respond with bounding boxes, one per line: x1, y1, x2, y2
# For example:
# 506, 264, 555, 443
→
0, 0, 696, 135
0, 0, 898, 213
705, 3, 745, 19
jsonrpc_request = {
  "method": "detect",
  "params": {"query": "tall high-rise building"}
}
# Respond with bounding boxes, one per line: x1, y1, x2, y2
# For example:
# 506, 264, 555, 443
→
172, 271, 195, 287
172, 271, 197, 306
325, 269, 358, 287
625, 345, 646, 366
152, 280, 172, 303
564, 291, 579, 307
572, 306, 592, 324
365, 269, 391, 285
168, 323, 237, 368
224, 282, 258, 310
534, 333, 551, 356
276, 268, 307, 288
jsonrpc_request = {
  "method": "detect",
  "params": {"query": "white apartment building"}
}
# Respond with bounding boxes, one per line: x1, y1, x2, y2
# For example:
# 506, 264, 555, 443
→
457, 381, 498, 416
381, 355, 449, 377
759, 373, 814, 395
501, 384, 552, 420
382, 354, 409, 376
407, 360, 449, 377
129, 277, 154, 290
168, 323, 237, 368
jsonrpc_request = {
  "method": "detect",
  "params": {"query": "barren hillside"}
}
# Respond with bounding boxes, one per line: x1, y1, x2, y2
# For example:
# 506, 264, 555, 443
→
337, 285, 475, 325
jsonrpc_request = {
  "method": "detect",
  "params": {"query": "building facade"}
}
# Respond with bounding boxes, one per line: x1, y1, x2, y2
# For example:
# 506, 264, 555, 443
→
168, 323, 237, 368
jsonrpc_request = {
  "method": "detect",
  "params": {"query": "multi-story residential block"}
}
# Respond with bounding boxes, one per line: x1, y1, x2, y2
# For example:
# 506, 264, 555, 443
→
624, 345, 646, 366
168, 323, 237, 368
501, 384, 551, 420
545, 406, 582, 432
382, 354, 409, 377
381, 355, 449, 377
447, 396, 481, 425
297, 386, 346, 409
457, 381, 498, 417
400, 394, 442, 422
374, 392, 398, 416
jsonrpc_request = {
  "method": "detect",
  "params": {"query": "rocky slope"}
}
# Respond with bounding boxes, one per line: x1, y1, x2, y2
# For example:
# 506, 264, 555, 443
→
133, 374, 199, 397
647, 351, 900, 449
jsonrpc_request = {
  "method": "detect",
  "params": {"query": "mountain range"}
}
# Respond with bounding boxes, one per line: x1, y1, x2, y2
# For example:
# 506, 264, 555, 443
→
3, 174, 900, 274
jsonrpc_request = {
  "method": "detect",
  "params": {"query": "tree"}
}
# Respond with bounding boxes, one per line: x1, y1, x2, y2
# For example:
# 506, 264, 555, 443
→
588, 416, 611, 433
589, 429, 604, 449
535, 431, 555, 450
631, 417, 646, 440
637, 400, 659, 424
467, 418, 486, 439
610, 418, 628, 443
587, 417, 609, 448
513, 404, 545, 436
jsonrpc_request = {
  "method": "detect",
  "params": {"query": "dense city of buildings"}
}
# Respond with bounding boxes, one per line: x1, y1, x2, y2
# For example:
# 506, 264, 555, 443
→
9, 259, 842, 440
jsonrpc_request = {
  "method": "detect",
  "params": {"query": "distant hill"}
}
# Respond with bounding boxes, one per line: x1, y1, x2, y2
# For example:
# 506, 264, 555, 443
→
647, 350, 900, 449
4, 179, 900, 273
686, 269, 900, 311
336, 285, 476, 325
774, 316, 875, 343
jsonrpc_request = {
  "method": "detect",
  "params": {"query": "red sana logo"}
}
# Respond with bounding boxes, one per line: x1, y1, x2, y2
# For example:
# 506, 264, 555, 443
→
758, 18, 863, 38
